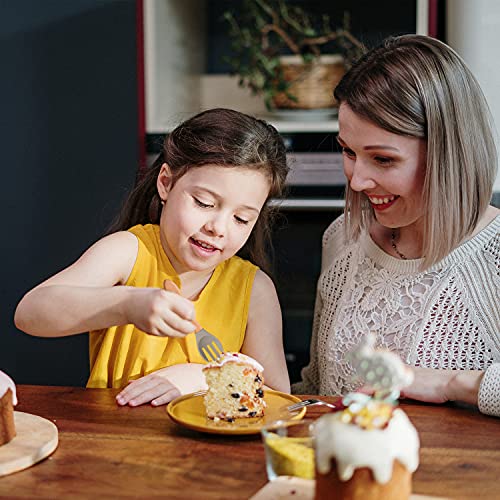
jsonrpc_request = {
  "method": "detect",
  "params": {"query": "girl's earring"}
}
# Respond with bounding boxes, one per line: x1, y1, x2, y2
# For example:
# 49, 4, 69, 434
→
160, 199, 165, 206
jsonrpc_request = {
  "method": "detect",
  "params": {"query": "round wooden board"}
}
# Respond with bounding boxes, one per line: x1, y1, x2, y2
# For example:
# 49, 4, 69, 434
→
0, 411, 58, 476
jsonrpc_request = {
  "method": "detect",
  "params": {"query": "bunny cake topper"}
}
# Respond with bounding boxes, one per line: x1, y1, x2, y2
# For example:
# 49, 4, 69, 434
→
339, 333, 414, 430
348, 333, 414, 399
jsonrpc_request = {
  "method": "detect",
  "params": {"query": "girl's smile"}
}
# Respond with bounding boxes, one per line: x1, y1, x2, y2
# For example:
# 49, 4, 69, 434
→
189, 237, 221, 254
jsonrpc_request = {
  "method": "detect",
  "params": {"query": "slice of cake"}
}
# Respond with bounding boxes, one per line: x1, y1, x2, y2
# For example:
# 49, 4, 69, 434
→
0, 370, 17, 445
202, 352, 266, 422
314, 398, 419, 500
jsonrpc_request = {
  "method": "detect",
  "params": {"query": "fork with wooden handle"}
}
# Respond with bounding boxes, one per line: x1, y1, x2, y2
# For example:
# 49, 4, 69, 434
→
162, 279, 224, 362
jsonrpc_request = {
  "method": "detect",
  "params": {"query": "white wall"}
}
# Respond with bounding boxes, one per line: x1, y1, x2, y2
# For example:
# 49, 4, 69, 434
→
447, 0, 500, 192
144, 0, 206, 132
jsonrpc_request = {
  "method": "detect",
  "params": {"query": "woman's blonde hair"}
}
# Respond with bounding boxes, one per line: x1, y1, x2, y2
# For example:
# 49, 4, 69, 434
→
334, 34, 498, 269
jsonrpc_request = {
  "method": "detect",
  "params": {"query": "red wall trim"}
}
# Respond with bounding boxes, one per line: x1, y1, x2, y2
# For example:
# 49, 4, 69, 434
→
428, 0, 439, 38
136, 0, 146, 173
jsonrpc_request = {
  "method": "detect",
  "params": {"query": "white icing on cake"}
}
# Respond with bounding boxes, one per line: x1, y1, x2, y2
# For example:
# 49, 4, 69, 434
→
0, 370, 17, 405
203, 352, 264, 372
314, 409, 419, 484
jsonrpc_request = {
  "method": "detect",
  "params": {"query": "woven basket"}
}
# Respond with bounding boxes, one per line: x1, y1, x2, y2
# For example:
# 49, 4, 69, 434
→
272, 55, 345, 110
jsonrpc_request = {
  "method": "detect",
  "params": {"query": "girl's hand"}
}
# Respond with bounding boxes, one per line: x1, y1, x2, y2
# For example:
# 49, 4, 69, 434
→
115, 363, 208, 407
125, 287, 197, 338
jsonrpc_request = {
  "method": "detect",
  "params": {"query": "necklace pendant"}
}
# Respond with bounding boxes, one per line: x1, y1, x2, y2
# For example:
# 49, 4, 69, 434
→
391, 229, 408, 260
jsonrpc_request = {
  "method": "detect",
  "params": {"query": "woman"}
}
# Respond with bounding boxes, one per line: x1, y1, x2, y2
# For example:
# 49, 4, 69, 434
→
293, 35, 500, 416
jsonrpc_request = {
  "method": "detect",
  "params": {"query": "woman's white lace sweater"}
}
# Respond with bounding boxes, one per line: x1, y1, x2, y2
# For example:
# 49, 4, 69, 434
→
293, 214, 500, 417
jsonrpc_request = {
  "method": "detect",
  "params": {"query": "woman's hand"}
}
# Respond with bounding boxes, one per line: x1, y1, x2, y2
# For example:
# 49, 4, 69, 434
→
116, 363, 208, 407
400, 366, 483, 406
125, 287, 197, 338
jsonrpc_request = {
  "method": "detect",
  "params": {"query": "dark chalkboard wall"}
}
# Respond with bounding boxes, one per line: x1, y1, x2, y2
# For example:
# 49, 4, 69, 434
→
0, 1, 139, 386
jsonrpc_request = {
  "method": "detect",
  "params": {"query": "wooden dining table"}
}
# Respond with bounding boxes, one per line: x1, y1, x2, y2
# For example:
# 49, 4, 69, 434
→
1, 385, 499, 499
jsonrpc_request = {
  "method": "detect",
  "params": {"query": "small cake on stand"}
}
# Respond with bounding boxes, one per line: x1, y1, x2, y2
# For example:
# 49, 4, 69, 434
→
0, 371, 17, 446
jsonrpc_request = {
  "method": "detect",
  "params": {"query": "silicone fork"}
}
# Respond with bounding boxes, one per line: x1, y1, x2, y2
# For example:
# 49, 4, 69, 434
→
163, 280, 224, 362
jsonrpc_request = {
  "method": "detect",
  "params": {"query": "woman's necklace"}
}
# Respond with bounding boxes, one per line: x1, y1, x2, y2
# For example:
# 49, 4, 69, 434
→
391, 229, 408, 260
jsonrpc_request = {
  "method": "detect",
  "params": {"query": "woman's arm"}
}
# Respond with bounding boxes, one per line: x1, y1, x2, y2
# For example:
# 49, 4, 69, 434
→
241, 270, 291, 393
401, 366, 480, 404
476, 364, 500, 416
401, 364, 500, 417
14, 232, 196, 338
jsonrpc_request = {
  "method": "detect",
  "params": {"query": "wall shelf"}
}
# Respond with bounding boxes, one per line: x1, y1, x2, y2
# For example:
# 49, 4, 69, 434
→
143, 1, 428, 135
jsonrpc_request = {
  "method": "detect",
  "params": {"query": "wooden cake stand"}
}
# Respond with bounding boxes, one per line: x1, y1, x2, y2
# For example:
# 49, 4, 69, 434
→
0, 411, 58, 476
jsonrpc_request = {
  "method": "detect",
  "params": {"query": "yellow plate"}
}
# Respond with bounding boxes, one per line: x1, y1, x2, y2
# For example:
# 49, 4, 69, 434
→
166, 390, 306, 435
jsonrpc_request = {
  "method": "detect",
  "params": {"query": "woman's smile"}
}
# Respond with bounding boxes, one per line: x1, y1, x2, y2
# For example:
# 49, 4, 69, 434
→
367, 194, 400, 211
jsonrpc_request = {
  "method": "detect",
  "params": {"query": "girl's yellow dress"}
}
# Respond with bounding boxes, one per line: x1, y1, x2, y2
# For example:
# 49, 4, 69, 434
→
87, 224, 258, 388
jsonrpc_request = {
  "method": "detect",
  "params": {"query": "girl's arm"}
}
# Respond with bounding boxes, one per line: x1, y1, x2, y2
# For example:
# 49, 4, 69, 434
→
14, 232, 196, 338
116, 269, 291, 407
116, 363, 208, 407
241, 270, 291, 393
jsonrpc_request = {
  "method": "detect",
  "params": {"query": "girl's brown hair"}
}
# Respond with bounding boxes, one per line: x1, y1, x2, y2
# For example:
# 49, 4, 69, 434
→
334, 35, 497, 269
109, 108, 289, 272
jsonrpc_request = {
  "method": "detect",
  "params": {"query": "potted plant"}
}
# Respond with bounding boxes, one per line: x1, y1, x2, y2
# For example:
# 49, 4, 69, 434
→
223, 0, 365, 111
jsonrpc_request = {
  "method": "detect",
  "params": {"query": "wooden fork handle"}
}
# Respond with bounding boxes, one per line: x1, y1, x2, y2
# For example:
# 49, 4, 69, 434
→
163, 280, 202, 333
163, 279, 181, 294
192, 320, 203, 334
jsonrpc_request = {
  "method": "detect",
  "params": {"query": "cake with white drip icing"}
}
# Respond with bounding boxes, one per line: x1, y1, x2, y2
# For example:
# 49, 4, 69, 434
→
0, 370, 17, 445
202, 352, 266, 421
314, 401, 419, 499
313, 334, 420, 499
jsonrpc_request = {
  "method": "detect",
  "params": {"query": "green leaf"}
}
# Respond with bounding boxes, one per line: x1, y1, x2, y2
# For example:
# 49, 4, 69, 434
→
302, 53, 315, 64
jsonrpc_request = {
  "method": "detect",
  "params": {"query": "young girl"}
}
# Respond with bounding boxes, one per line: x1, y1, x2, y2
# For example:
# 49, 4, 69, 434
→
15, 108, 291, 406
